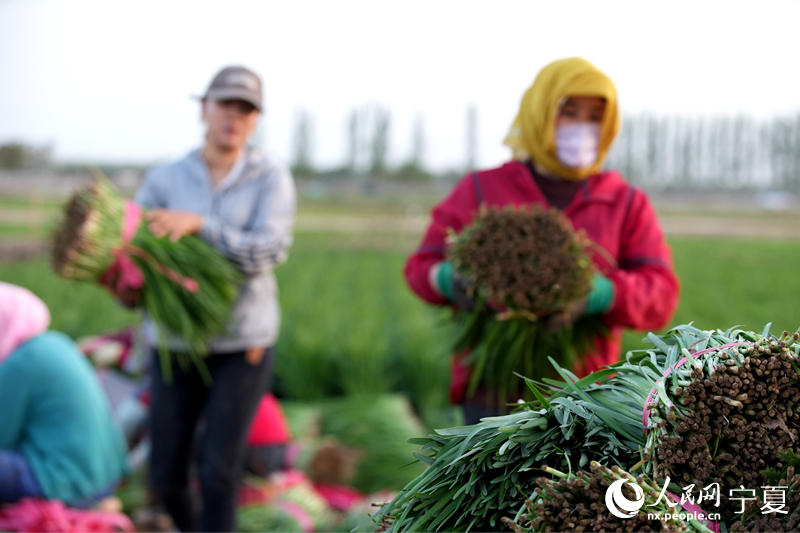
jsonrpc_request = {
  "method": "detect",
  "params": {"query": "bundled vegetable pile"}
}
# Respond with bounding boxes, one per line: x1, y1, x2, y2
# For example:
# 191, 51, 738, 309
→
320, 394, 428, 493
368, 324, 800, 532
237, 472, 333, 533
279, 395, 429, 494
501, 463, 712, 533
446, 204, 603, 402
51, 173, 241, 381
237, 504, 306, 533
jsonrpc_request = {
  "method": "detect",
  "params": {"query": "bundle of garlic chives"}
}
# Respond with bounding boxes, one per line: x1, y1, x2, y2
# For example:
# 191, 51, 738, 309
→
51, 172, 242, 382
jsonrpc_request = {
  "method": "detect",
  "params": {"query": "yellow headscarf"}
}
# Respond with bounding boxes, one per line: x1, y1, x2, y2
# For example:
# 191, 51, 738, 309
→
503, 57, 620, 181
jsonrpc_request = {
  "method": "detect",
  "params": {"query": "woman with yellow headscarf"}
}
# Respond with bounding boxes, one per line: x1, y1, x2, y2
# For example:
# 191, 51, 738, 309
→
404, 57, 680, 424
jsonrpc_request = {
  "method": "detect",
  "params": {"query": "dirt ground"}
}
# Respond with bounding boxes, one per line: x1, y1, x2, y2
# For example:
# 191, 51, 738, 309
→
658, 213, 800, 239
296, 208, 800, 240
0, 240, 47, 261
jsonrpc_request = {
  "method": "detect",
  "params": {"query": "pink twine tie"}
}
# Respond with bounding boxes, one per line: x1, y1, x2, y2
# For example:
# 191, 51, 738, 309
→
642, 342, 752, 433
98, 201, 200, 294
98, 200, 145, 293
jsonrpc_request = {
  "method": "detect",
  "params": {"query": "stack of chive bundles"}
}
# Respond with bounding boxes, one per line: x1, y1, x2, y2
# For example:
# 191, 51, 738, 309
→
502, 463, 708, 533
729, 450, 800, 532
237, 475, 334, 533
367, 323, 800, 532
446, 204, 601, 402
51, 173, 241, 381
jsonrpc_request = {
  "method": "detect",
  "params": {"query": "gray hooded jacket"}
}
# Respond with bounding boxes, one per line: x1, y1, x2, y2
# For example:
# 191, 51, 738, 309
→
135, 148, 296, 352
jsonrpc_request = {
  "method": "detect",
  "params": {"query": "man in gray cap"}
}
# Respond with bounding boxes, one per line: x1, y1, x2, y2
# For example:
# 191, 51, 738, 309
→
133, 65, 295, 533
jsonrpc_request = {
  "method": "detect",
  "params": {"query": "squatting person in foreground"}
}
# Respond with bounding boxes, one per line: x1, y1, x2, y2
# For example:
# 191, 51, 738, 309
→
404, 56, 680, 424
0, 282, 128, 508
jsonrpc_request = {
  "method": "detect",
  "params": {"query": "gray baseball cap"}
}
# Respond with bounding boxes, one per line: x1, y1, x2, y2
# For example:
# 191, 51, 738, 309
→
201, 66, 263, 112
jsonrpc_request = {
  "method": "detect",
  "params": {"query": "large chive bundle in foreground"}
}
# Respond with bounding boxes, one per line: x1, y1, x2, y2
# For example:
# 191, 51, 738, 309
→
368, 324, 800, 532
446, 204, 603, 402
51, 174, 241, 381
368, 351, 651, 532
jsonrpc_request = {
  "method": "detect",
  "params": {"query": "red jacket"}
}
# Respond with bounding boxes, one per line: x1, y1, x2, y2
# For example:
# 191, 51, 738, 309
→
404, 162, 680, 404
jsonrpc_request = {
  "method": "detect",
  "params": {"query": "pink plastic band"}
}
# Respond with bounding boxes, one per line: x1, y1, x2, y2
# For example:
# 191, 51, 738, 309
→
668, 492, 721, 533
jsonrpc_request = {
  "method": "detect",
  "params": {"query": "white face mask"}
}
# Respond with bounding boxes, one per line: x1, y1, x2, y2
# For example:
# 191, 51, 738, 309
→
555, 123, 601, 168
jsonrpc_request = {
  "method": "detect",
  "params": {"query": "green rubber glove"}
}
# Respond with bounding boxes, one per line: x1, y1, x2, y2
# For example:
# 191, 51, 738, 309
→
435, 261, 455, 301
584, 272, 614, 315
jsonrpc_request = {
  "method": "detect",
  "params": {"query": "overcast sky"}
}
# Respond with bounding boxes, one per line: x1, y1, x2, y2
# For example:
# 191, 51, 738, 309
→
1, 0, 799, 172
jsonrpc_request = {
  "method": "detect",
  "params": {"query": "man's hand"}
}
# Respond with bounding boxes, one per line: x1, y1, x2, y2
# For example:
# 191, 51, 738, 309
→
451, 270, 486, 314
146, 210, 203, 242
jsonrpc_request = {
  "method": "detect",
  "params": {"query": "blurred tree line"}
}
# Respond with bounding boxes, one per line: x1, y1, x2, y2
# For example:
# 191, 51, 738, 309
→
290, 105, 468, 182
0, 143, 52, 170
3, 110, 798, 189
291, 107, 800, 190
606, 113, 800, 189
0, 142, 147, 178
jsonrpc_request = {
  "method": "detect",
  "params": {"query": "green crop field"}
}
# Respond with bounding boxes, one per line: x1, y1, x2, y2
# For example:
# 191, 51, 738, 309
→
1, 230, 799, 428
